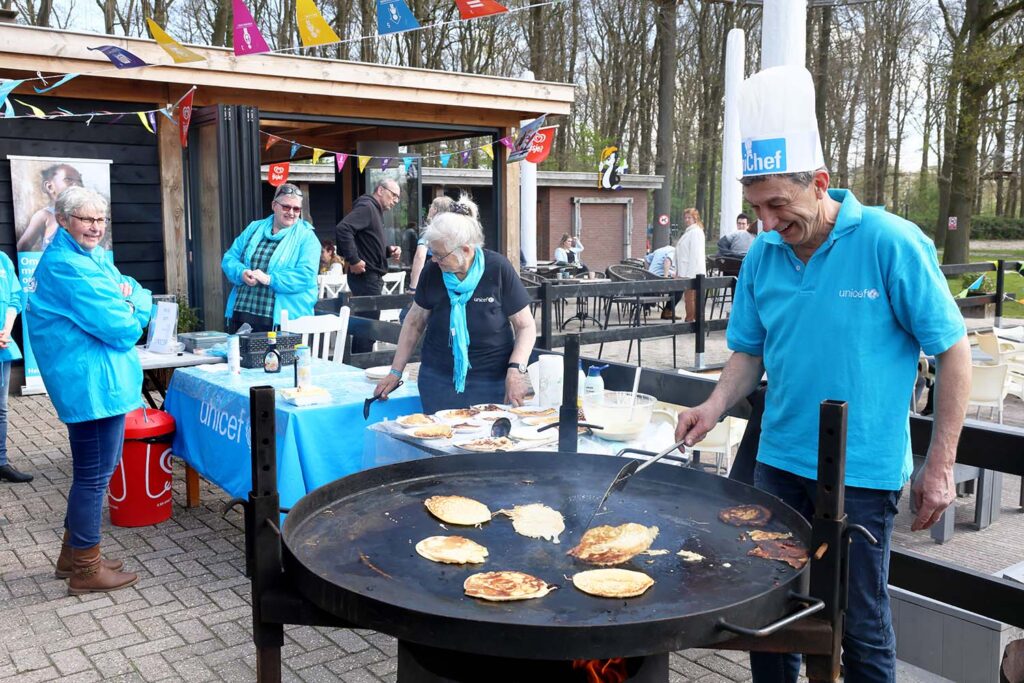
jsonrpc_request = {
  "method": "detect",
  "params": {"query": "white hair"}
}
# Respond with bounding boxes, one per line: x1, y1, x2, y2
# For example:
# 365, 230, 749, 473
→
55, 186, 108, 218
422, 195, 483, 252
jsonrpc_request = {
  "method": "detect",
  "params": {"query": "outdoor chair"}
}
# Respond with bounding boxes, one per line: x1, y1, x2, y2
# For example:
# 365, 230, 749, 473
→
976, 331, 1024, 365
967, 362, 1009, 424
380, 271, 406, 323
317, 271, 348, 299
600, 264, 677, 367
621, 257, 646, 269
705, 256, 742, 321
520, 270, 565, 327
282, 309, 350, 364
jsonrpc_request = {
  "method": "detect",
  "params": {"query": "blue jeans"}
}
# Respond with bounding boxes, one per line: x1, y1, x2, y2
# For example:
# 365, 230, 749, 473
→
750, 463, 900, 683
417, 364, 507, 414
0, 362, 10, 466
65, 414, 127, 549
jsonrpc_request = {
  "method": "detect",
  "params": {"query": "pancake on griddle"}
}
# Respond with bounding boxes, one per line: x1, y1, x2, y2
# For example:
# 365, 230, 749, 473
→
456, 436, 516, 452
568, 523, 659, 566
424, 495, 492, 525
572, 568, 654, 598
463, 571, 556, 601
497, 504, 565, 543
748, 539, 808, 569
718, 504, 773, 527
415, 536, 488, 564
747, 530, 792, 541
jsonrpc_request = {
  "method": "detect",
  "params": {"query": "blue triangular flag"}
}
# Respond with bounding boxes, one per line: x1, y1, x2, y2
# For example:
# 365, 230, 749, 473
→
440, 153, 451, 167
402, 157, 413, 172
290, 142, 300, 159
88, 45, 149, 69
968, 275, 985, 291
0, 79, 26, 118
34, 73, 79, 94
377, 0, 420, 34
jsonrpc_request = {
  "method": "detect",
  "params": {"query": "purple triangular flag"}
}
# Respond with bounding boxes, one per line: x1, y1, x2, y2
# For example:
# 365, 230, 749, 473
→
88, 45, 149, 69
381, 157, 391, 171
232, 0, 270, 55
460, 150, 471, 165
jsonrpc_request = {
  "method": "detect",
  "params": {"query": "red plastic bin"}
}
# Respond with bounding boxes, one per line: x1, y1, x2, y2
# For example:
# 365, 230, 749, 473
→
108, 408, 176, 527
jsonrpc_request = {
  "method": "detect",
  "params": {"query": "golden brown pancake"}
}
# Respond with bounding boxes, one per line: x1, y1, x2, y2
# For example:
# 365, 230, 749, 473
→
718, 504, 773, 527
411, 424, 454, 439
747, 530, 792, 541
572, 568, 654, 598
510, 407, 556, 417
437, 408, 480, 420
456, 436, 516, 452
497, 504, 565, 543
397, 413, 435, 427
568, 523, 659, 566
523, 415, 559, 426
424, 495, 492, 525
676, 549, 706, 562
415, 536, 488, 564
748, 539, 808, 569
463, 571, 556, 601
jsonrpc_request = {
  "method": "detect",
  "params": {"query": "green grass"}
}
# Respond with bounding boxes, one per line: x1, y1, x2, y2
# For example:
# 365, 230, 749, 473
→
940, 247, 1024, 319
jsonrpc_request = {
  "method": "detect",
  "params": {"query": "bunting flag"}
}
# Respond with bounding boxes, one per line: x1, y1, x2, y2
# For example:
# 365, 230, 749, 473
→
137, 111, 155, 133
268, 162, 289, 186
289, 142, 300, 158
440, 153, 451, 167
481, 143, 493, 160
265, 134, 281, 151
147, 19, 205, 63
14, 100, 46, 118
232, 0, 271, 55
335, 153, 348, 172
358, 155, 371, 172
967, 275, 985, 291
312, 147, 325, 164
297, 0, 341, 46
402, 156, 413, 171
377, 0, 420, 34
525, 125, 555, 164
0, 79, 25, 118
177, 88, 195, 148
507, 114, 546, 163
88, 45, 149, 69
158, 107, 176, 123
148, 111, 157, 132
455, 0, 508, 20
498, 136, 513, 149
33, 73, 79, 94
460, 150, 471, 165
381, 157, 391, 171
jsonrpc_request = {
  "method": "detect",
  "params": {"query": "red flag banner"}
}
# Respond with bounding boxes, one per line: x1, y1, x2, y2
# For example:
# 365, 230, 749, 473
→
177, 89, 195, 148
455, 0, 508, 20
265, 134, 281, 151
525, 126, 556, 164
268, 162, 289, 186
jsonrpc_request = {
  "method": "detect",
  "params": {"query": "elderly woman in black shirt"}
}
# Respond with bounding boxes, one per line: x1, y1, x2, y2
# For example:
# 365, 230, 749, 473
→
374, 197, 535, 412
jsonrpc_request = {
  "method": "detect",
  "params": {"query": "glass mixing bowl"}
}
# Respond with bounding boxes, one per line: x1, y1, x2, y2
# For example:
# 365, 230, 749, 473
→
582, 390, 657, 441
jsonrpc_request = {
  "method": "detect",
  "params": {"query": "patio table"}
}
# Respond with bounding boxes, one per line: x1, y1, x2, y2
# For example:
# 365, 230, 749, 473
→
163, 360, 422, 510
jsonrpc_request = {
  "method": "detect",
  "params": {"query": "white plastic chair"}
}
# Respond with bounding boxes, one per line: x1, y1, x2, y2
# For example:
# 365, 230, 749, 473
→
691, 416, 746, 475
976, 331, 1023, 365
317, 271, 348, 299
380, 271, 407, 323
281, 309, 350, 364
967, 363, 1009, 424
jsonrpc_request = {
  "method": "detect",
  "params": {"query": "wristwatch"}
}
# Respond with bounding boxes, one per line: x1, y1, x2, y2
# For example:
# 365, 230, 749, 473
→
507, 362, 527, 374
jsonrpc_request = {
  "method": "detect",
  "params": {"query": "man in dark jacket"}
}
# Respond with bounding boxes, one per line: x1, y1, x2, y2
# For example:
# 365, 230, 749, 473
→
335, 178, 402, 352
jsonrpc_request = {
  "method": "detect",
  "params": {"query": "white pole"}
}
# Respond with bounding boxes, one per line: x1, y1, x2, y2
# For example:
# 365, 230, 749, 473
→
519, 71, 538, 267
761, 0, 808, 70
719, 28, 745, 240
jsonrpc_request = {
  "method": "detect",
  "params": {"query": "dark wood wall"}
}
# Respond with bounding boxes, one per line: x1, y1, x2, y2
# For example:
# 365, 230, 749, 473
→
0, 96, 166, 295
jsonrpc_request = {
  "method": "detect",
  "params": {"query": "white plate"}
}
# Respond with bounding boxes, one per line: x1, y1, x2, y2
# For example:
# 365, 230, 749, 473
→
435, 408, 483, 422
396, 413, 438, 428
449, 419, 486, 434
364, 365, 391, 381
470, 403, 511, 413
509, 426, 552, 441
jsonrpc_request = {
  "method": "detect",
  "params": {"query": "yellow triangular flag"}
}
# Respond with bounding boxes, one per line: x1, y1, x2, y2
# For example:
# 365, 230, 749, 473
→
14, 99, 46, 118
147, 18, 205, 63
481, 143, 493, 160
137, 111, 155, 134
312, 148, 325, 164
296, 0, 341, 47
358, 155, 371, 172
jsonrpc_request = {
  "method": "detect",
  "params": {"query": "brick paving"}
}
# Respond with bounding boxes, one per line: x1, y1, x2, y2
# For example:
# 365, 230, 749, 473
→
1, 317, 1021, 681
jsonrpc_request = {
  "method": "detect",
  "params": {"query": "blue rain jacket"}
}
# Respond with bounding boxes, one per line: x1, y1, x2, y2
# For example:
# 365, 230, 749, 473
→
0, 251, 24, 364
27, 228, 152, 423
221, 215, 321, 325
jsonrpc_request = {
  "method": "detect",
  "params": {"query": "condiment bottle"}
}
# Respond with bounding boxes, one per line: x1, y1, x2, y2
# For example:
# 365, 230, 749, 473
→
584, 364, 608, 403
263, 332, 281, 373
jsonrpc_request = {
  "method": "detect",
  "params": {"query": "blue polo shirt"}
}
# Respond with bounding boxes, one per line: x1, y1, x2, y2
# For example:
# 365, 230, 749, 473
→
727, 189, 965, 490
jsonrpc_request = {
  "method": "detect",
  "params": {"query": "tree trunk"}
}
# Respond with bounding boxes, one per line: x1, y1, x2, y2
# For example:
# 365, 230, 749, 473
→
994, 84, 1009, 215
813, 5, 832, 164
934, 74, 959, 252
944, 77, 991, 264
651, 0, 677, 250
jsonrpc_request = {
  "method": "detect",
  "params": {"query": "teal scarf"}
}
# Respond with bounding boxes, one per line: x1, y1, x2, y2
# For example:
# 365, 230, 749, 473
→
443, 247, 485, 393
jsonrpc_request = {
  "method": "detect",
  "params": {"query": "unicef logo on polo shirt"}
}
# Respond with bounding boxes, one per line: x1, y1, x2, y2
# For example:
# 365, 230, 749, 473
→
743, 138, 788, 175
839, 288, 880, 300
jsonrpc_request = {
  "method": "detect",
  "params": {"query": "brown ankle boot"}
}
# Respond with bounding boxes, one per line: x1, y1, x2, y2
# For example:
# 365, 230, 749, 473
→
55, 531, 123, 578
68, 545, 138, 595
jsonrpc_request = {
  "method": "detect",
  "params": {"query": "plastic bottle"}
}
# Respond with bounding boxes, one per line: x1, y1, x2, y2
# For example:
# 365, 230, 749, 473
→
294, 344, 311, 388
577, 360, 586, 407
228, 335, 241, 375
263, 332, 281, 373
584, 364, 609, 403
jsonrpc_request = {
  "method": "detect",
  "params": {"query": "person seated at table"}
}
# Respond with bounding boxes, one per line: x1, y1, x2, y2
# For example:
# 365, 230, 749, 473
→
319, 239, 345, 275
374, 196, 536, 413
716, 212, 757, 260
645, 244, 681, 319
553, 233, 588, 274
221, 183, 320, 333
27, 186, 152, 594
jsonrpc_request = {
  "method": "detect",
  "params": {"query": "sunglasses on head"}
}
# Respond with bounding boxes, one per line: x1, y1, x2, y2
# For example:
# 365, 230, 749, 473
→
274, 185, 304, 200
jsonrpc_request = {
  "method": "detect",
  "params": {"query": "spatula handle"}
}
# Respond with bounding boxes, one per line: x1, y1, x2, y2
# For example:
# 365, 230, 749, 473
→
633, 438, 689, 474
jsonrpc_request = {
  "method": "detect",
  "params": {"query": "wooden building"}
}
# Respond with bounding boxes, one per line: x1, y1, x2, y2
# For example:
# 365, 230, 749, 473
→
0, 23, 574, 328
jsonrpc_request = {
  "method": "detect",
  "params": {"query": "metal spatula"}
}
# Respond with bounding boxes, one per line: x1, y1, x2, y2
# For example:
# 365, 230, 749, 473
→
363, 380, 403, 420
583, 438, 689, 530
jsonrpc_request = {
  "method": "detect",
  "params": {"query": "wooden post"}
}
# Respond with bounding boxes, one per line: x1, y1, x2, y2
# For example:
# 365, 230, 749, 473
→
157, 105, 188, 299
500, 126, 522, 270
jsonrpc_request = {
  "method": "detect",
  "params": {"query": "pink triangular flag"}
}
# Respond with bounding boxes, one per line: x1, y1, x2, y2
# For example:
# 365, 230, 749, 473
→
232, 0, 270, 55
336, 153, 348, 172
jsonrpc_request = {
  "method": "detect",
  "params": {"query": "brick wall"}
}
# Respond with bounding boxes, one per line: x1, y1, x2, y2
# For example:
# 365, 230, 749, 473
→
538, 187, 649, 274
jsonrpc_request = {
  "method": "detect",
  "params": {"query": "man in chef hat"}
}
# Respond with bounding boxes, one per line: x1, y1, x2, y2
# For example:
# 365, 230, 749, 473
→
677, 65, 971, 683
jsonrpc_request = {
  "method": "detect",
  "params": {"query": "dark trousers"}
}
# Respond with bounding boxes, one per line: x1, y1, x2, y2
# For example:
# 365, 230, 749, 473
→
348, 272, 383, 354
417, 364, 507, 414
229, 311, 273, 333
65, 414, 127, 549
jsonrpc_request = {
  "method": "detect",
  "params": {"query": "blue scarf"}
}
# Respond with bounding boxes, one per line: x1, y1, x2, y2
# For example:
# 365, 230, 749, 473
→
443, 247, 485, 393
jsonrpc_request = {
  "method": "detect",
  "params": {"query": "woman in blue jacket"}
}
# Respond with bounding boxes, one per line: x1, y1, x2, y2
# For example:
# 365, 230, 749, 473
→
27, 186, 152, 595
222, 183, 321, 332
0, 251, 30, 483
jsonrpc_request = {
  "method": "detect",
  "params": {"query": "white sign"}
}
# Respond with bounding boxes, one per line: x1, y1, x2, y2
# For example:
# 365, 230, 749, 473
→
146, 301, 179, 353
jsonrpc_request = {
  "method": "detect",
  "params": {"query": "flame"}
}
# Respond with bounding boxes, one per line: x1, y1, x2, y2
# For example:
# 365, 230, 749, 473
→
571, 658, 628, 683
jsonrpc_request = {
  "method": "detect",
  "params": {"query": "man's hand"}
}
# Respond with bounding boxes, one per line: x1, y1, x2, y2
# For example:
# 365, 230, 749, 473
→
242, 270, 259, 286
911, 459, 956, 531
374, 373, 401, 400
675, 402, 721, 447
349, 260, 367, 275
388, 245, 402, 261
505, 370, 529, 407
119, 282, 133, 297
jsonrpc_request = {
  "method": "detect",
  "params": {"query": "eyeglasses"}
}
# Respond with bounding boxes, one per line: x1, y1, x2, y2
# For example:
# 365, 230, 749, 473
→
274, 185, 304, 200
274, 202, 302, 214
431, 247, 457, 263
381, 186, 400, 200
70, 215, 108, 227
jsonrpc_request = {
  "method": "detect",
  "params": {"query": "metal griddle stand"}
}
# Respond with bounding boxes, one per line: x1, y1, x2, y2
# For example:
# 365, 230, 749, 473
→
243, 380, 873, 683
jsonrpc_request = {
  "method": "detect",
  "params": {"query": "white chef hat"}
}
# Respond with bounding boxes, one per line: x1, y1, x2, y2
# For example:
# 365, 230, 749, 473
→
738, 65, 825, 177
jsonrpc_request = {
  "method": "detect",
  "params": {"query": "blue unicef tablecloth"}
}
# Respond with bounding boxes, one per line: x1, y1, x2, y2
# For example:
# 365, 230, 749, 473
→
163, 361, 422, 509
